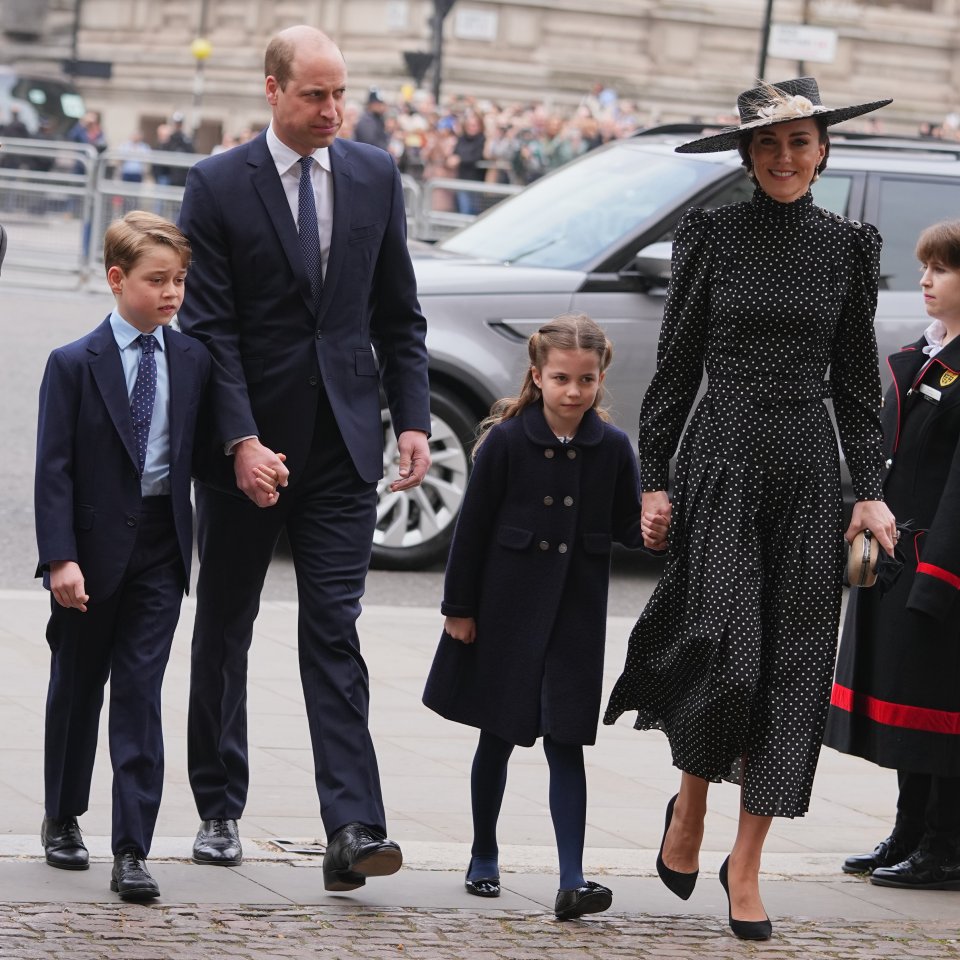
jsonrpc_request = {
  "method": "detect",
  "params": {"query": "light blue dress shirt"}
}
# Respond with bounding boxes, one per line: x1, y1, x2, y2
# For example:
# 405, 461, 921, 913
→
110, 311, 171, 496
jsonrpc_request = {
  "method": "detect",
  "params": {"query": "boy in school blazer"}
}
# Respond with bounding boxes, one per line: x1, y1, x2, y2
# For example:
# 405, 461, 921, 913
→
35, 211, 213, 901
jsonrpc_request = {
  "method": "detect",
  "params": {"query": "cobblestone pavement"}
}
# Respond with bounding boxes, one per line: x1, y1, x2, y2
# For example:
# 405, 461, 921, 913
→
1, 904, 959, 960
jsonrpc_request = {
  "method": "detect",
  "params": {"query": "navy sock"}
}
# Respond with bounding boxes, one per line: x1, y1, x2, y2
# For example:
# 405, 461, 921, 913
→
544, 735, 586, 890
468, 730, 514, 879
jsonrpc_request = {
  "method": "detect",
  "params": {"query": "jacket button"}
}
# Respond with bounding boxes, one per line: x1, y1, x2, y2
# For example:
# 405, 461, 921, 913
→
544, 449, 555, 459
566, 449, 577, 459
543, 496, 554, 506
563, 496, 573, 506
538, 540, 550, 551
309, 376, 319, 387
126, 516, 137, 527
316, 330, 324, 339
558, 542, 567, 553
885, 458, 893, 468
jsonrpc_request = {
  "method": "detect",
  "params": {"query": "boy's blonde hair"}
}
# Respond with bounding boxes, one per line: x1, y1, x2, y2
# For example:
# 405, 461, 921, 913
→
103, 210, 191, 275
916, 220, 960, 270
473, 313, 613, 458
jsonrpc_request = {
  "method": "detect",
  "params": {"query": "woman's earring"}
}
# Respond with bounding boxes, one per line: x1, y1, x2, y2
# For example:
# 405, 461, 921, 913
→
812, 171, 820, 183
746, 168, 756, 182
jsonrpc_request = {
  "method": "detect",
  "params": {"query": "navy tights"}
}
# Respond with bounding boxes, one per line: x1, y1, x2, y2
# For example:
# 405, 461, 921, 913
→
467, 729, 587, 890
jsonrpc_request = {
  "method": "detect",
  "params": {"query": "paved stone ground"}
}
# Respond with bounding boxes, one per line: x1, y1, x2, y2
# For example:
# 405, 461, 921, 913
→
1, 904, 959, 960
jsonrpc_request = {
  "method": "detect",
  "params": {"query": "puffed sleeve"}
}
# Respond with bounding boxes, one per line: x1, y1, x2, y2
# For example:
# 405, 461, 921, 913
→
830, 221, 885, 500
906, 434, 960, 621
637, 207, 711, 491
440, 425, 509, 618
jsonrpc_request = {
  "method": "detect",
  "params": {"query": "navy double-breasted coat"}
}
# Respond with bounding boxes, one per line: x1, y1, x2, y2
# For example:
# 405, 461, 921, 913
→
422, 403, 645, 747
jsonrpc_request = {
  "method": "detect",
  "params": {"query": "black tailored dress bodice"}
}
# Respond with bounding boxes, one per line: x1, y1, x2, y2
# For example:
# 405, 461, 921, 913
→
605, 187, 886, 818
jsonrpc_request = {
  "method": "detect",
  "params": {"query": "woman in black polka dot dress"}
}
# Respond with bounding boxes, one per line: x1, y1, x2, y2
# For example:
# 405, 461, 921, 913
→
604, 78, 897, 939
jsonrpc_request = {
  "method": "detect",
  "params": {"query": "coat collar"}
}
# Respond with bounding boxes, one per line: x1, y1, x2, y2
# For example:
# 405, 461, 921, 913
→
521, 403, 604, 447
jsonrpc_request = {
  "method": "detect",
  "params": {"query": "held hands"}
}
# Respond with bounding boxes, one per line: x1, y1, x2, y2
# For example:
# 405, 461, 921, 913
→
50, 560, 89, 612
845, 499, 897, 556
641, 490, 672, 551
444, 615, 477, 644
389, 430, 431, 493
234, 439, 288, 508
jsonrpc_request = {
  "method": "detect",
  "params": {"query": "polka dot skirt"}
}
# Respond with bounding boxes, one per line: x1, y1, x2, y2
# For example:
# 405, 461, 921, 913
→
604, 187, 886, 818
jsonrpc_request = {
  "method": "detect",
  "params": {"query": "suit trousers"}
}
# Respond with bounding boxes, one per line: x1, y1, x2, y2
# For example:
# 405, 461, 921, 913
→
897, 770, 960, 851
187, 393, 384, 837
44, 496, 184, 855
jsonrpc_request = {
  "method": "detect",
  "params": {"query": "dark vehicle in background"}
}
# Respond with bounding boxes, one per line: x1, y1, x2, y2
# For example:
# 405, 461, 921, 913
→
0, 67, 85, 137
371, 128, 960, 570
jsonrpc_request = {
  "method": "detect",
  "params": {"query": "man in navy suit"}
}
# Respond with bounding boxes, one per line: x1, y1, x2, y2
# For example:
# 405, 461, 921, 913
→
177, 25, 431, 888
35, 211, 213, 900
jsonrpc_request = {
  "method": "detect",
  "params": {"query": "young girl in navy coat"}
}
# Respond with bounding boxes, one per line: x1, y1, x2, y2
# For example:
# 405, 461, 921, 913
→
423, 314, 658, 920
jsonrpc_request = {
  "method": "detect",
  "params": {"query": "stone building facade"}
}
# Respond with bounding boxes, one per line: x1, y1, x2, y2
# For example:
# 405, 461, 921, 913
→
1, 0, 956, 148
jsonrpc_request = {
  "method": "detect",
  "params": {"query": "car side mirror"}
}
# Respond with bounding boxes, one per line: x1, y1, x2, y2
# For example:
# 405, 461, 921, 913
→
628, 241, 672, 292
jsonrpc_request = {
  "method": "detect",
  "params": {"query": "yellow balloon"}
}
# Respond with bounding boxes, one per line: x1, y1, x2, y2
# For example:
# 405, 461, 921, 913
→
191, 37, 213, 61
400, 84, 414, 102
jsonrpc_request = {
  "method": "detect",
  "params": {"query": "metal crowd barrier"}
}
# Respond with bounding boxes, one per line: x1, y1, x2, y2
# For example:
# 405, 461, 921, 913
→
0, 140, 520, 289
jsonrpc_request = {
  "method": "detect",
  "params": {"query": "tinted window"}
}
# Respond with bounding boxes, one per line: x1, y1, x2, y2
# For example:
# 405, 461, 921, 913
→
440, 146, 722, 270
812, 175, 853, 216
870, 176, 960, 290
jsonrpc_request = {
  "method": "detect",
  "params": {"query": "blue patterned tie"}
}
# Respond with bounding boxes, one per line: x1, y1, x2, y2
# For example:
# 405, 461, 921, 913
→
130, 334, 157, 478
297, 155, 324, 314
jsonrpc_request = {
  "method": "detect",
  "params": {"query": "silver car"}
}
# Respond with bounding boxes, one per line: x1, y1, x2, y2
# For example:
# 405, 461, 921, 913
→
372, 130, 960, 569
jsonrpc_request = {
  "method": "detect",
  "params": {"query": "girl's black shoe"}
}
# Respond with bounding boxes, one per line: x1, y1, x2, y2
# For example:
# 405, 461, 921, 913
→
464, 857, 500, 898
718, 856, 772, 941
656, 794, 698, 899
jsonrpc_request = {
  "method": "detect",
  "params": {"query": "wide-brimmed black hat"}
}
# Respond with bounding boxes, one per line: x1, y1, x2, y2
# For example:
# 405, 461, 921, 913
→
676, 77, 892, 154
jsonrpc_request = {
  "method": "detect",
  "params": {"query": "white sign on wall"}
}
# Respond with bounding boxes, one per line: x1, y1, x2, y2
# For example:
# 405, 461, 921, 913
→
386, 0, 409, 30
454, 8, 499, 42
768, 24, 838, 63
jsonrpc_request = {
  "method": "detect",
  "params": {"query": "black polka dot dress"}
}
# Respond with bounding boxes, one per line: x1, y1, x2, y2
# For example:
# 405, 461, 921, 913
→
604, 186, 886, 818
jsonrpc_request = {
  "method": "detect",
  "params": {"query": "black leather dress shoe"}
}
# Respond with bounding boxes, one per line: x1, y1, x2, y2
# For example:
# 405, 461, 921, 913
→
842, 834, 916, 875
192, 818, 242, 866
111, 850, 160, 901
870, 849, 960, 890
322, 822, 402, 891
41, 816, 89, 871
554, 881, 613, 920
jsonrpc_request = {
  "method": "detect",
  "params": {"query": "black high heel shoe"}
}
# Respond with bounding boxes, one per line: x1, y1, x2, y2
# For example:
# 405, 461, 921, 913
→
464, 857, 500, 898
655, 794, 698, 899
718, 856, 772, 941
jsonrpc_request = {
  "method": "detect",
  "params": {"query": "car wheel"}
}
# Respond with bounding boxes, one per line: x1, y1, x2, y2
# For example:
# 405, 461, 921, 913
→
372, 388, 476, 570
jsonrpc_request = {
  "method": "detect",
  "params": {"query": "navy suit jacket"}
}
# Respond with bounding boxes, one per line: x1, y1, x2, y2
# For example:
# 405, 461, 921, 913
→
34, 318, 212, 600
177, 131, 430, 490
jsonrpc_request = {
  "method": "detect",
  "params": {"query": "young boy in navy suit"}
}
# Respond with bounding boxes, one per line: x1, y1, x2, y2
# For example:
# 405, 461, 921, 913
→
35, 211, 213, 901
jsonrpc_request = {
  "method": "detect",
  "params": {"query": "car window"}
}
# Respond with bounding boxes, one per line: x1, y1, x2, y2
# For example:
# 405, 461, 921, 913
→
811, 175, 853, 216
440, 146, 722, 271
869, 175, 960, 291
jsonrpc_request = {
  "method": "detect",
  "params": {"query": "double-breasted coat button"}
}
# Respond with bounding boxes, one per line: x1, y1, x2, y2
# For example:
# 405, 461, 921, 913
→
563, 496, 574, 506
566, 449, 577, 459
126, 516, 137, 527
538, 540, 550, 551
543, 495, 554, 506
558, 543, 568, 553
544, 449, 555, 459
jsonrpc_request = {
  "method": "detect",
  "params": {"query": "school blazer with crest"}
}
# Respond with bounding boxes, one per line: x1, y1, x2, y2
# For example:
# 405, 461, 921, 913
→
34, 318, 212, 600
883, 333, 960, 621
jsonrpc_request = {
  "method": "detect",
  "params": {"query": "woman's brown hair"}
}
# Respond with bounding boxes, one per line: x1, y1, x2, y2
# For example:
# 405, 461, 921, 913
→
916, 220, 960, 270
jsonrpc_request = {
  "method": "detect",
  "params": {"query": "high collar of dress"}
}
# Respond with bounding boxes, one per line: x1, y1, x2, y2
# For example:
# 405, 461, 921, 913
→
751, 185, 814, 224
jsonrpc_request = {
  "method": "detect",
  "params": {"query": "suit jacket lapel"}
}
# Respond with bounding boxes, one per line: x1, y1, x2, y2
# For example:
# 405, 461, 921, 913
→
318, 139, 353, 325
88, 317, 139, 470
164, 329, 189, 466
248, 132, 315, 317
